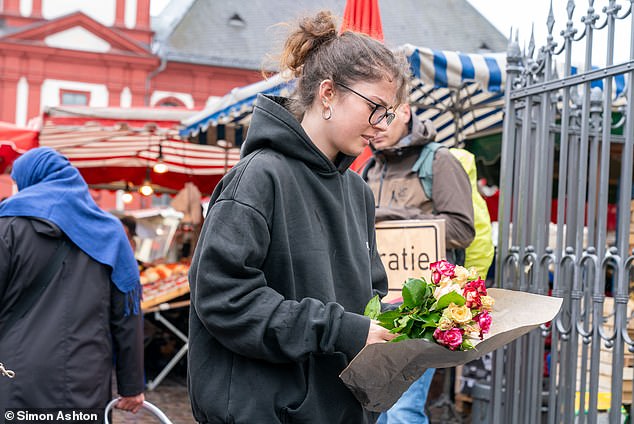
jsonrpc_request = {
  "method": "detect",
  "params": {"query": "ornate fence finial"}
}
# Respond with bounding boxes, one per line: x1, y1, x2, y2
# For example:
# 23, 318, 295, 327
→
567, 0, 576, 20
506, 29, 523, 87
581, 0, 598, 26
547, 1, 556, 35
529, 24, 536, 58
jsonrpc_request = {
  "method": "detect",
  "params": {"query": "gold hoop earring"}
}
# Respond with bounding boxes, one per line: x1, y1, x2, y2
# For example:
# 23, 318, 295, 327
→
322, 105, 332, 120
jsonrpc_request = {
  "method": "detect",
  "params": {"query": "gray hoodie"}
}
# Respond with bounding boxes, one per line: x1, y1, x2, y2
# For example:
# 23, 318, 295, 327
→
188, 95, 387, 424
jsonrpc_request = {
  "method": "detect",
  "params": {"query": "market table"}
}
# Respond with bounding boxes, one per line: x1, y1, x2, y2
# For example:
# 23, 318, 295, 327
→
141, 274, 190, 391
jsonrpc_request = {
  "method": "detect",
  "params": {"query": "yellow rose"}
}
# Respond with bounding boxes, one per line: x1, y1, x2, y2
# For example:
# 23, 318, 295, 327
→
480, 295, 495, 311
438, 316, 454, 331
448, 303, 472, 323
452, 266, 470, 287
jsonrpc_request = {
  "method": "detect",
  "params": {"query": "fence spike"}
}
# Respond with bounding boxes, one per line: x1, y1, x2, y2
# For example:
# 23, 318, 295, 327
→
547, 2, 555, 34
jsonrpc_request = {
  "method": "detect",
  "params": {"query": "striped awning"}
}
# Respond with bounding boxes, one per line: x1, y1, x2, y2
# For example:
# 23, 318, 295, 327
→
39, 106, 240, 194
401, 44, 506, 146
179, 44, 507, 147
182, 73, 294, 138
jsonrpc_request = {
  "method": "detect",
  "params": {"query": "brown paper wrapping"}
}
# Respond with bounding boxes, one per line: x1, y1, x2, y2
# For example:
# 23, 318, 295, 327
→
339, 288, 563, 412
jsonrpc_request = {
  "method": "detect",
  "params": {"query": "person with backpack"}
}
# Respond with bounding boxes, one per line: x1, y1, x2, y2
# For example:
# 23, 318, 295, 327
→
364, 103, 475, 424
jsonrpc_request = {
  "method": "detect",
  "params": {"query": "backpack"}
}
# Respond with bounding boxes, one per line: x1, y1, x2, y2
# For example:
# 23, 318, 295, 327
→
411, 142, 494, 277
411, 142, 444, 200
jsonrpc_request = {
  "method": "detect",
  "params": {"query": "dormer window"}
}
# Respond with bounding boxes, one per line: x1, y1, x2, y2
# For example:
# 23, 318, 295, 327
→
228, 13, 245, 28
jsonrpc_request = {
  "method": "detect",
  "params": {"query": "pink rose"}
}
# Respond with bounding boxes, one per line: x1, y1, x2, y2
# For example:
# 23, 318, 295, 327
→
474, 312, 492, 339
433, 327, 464, 350
430, 260, 456, 285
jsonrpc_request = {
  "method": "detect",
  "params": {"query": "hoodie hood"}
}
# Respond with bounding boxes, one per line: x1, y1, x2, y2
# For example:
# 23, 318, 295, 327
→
377, 116, 437, 157
241, 94, 356, 174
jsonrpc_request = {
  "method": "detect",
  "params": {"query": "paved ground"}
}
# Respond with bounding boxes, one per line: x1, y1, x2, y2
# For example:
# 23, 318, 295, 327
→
111, 375, 195, 424
110, 371, 472, 424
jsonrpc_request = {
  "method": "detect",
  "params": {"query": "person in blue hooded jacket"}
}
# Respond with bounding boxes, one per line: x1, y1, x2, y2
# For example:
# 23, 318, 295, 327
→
0, 147, 145, 413
187, 10, 410, 424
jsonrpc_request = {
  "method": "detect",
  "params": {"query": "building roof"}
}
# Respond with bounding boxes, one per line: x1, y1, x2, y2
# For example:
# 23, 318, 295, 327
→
160, 0, 508, 70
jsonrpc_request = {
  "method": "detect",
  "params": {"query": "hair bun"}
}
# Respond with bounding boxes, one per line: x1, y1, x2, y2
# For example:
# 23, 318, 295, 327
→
280, 11, 338, 78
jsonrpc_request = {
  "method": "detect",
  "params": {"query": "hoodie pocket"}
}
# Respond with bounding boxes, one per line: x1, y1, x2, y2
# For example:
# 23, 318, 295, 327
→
280, 353, 354, 424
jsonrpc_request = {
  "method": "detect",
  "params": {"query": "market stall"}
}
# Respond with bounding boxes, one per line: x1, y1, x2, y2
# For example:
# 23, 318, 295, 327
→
116, 206, 194, 390
0, 121, 38, 173
38, 105, 241, 195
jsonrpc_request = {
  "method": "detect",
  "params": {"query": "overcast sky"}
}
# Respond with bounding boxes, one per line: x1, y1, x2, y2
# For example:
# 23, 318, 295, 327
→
466, 0, 632, 66
150, 0, 170, 16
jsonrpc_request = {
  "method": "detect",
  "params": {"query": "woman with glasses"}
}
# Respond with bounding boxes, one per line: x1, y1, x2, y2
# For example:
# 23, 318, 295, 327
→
188, 10, 408, 424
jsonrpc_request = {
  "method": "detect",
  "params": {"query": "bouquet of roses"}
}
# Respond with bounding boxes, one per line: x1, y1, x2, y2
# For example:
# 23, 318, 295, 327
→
364, 260, 495, 351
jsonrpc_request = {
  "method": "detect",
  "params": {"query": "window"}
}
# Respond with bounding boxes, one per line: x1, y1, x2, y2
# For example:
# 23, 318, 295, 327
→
60, 89, 90, 106
155, 96, 186, 108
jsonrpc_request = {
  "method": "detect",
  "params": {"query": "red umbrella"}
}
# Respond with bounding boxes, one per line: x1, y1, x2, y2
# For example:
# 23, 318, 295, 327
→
0, 122, 39, 174
340, 0, 384, 172
340, 0, 384, 42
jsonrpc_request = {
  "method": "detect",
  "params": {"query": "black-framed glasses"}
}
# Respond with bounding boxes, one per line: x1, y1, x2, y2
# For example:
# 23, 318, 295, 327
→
337, 82, 395, 126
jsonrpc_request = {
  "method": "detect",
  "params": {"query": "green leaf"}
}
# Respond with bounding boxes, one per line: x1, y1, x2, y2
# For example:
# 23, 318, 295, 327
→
420, 312, 441, 327
402, 278, 427, 308
420, 328, 436, 342
431, 291, 466, 311
376, 310, 402, 329
461, 339, 475, 351
390, 334, 411, 343
364, 295, 381, 319
393, 315, 412, 332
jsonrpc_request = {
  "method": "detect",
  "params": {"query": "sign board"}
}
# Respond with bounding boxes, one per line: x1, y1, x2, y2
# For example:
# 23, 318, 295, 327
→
375, 219, 446, 302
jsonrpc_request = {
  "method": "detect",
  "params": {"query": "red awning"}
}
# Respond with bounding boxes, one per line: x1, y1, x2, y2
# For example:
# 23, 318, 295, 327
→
0, 122, 39, 174
38, 106, 240, 195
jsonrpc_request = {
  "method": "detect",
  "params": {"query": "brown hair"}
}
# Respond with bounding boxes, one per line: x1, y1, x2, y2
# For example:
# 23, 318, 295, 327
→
279, 10, 409, 117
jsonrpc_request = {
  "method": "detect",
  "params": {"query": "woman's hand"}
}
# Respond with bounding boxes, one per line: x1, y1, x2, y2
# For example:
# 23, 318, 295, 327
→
365, 320, 398, 346
115, 393, 145, 414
